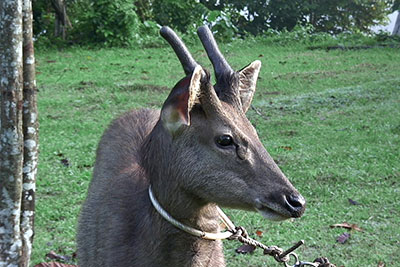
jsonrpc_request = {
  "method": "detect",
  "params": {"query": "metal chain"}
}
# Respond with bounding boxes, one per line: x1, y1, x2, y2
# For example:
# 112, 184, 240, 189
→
227, 226, 336, 267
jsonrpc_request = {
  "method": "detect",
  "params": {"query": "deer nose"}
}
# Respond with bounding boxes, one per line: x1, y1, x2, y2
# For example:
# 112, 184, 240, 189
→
284, 194, 306, 218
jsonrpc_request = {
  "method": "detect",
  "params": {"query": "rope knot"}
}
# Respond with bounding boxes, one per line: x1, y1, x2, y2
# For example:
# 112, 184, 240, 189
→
263, 246, 289, 262
228, 226, 249, 241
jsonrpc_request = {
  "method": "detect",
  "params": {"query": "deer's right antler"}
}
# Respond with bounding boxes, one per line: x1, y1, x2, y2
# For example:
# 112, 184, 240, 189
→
160, 26, 199, 75
197, 26, 234, 81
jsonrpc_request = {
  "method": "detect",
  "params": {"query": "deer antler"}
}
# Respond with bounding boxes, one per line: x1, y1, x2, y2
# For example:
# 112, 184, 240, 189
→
197, 26, 234, 81
160, 26, 198, 75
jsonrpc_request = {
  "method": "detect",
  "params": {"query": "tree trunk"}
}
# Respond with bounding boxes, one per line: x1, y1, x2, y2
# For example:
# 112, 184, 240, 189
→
51, 0, 72, 39
21, 0, 38, 265
0, 0, 24, 266
0, 0, 37, 266
392, 11, 400, 36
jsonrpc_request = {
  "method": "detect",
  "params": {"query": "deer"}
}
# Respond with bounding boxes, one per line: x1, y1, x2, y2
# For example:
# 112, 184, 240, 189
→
77, 26, 306, 267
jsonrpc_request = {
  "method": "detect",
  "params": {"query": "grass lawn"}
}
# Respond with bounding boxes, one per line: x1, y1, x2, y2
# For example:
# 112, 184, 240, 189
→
33, 39, 400, 266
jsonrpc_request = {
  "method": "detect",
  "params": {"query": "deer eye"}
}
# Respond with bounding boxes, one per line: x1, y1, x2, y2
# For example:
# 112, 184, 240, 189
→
215, 135, 234, 147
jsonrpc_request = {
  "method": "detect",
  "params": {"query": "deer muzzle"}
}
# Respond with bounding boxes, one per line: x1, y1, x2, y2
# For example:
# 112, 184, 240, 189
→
255, 192, 306, 221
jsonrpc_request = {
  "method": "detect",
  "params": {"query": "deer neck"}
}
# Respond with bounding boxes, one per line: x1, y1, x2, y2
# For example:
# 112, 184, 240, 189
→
148, 168, 221, 234
141, 124, 225, 266
148, 184, 225, 267
142, 122, 220, 231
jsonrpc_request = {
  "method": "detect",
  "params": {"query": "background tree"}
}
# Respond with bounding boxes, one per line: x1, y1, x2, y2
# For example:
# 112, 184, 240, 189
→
21, 0, 39, 264
202, 0, 393, 35
50, 0, 72, 39
393, 0, 400, 35
307, 0, 392, 34
0, 0, 38, 265
0, 0, 24, 264
152, 0, 207, 33
31, 0, 396, 45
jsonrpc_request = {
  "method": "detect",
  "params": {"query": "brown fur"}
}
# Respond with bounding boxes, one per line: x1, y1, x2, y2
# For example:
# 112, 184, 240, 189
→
78, 108, 226, 266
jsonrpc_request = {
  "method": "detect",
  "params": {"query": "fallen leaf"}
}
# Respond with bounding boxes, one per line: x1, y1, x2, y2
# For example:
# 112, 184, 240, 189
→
330, 222, 363, 232
348, 198, 361, 205
78, 164, 92, 169
280, 146, 292, 151
235, 244, 256, 254
378, 261, 385, 267
60, 158, 70, 167
256, 230, 263, 237
46, 251, 71, 262
336, 232, 350, 244
79, 81, 93, 86
34, 262, 77, 267
264, 91, 280, 95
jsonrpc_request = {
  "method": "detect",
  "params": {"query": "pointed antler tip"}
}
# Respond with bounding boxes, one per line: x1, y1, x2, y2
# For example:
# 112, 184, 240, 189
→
197, 25, 209, 33
160, 26, 171, 37
197, 25, 234, 78
159, 26, 199, 76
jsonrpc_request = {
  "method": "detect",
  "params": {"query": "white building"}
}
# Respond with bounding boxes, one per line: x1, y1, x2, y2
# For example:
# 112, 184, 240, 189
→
371, 11, 399, 34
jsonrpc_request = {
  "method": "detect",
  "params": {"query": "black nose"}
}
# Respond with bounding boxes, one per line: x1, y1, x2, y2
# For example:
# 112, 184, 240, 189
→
285, 194, 306, 217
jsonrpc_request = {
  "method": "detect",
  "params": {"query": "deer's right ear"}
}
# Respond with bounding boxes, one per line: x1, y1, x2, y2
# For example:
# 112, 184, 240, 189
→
238, 60, 261, 113
161, 65, 202, 136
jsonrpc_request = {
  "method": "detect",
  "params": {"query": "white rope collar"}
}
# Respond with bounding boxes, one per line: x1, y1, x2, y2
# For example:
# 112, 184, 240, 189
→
148, 185, 236, 240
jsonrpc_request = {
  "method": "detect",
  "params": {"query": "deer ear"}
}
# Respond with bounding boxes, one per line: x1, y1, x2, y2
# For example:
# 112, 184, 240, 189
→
238, 60, 261, 113
161, 65, 202, 135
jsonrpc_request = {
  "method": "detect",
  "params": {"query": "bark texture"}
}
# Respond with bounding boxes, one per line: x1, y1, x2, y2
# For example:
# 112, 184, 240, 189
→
0, 0, 24, 266
0, 0, 37, 266
21, 0, 38, 265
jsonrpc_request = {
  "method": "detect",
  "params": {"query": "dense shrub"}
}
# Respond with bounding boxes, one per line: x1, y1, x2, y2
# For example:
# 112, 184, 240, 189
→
32, 0, 397, 47
83, 0, 141, 46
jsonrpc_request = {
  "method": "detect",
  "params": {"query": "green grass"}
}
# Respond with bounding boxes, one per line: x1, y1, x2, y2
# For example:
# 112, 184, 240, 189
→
33, 40, 400, 266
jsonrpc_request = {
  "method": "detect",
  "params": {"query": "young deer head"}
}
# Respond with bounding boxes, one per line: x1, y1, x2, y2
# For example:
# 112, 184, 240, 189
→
153, 26, 306, 220
78, 26, 306, 267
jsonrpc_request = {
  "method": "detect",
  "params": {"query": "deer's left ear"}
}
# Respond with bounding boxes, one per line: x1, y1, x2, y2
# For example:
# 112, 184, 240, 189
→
238, 60, 261, 113
161, 65, 202, 136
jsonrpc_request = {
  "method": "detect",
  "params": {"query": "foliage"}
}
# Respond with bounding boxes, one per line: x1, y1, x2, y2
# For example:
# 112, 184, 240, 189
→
200, 0, 271, 36
152, 0, 206, 33
393, 0, 400, 10
254, 23, 400, 49
134, 0, 154, 22
32, 0, 397, 47
200, 9, 239, 41
32, 0, 54, 38
307, 0, 393, 34
82, 0, 141, 46
201, 0, 394, 35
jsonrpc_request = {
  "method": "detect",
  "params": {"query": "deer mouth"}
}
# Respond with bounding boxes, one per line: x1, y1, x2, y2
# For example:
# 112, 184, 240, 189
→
254, 199, 291, 221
